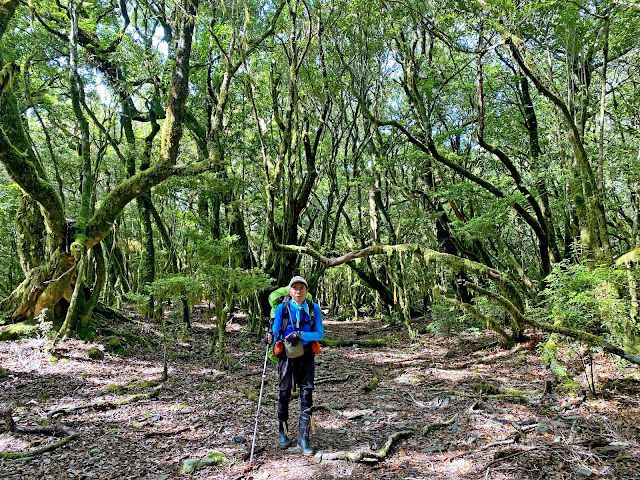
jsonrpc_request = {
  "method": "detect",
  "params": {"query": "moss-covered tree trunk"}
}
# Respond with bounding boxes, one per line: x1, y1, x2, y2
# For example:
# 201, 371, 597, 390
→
506, 32, 611, 266
0, 1, 199, 328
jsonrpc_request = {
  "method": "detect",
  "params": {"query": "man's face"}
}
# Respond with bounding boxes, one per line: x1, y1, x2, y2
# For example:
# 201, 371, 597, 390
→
289, 282, 308, 304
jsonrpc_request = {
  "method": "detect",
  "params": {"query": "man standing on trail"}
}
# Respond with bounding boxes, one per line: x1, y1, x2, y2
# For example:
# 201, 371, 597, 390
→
264, 275, 323, 455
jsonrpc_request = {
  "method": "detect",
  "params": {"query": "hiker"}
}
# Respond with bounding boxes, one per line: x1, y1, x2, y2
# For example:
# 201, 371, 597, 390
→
264, 275, 323, 455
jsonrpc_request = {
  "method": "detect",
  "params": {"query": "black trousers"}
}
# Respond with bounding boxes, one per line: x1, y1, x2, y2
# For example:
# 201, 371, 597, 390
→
277, 344, 315, 422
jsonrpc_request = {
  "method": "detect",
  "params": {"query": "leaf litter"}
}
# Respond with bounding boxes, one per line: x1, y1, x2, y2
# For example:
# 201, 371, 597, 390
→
0, 306, 639, 480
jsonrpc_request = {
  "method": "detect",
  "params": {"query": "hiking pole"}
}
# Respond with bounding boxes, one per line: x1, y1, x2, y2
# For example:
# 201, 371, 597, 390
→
248, 343, 270, 470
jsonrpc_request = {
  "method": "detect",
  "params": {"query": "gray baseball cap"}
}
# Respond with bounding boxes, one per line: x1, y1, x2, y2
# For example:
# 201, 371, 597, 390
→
288, 276, 308, 288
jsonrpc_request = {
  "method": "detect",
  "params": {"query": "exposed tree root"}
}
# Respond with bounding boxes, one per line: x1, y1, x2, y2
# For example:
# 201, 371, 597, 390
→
475, 344, 525, 364
0, 409, 78, 459
46, 386, 162, 418
421, 413, 458, 433
471, 381, 538, 400
542, 334, 581, 392
310, 403, 345, 416
236, 385, 258, 400
314, 414, 458, 463
314, 429, 416, 463
315, 373, 360, 385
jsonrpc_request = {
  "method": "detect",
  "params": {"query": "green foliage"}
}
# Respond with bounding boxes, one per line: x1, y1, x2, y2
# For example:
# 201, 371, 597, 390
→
537, 261, 629, 337
0, 182, 22, 297
427, 301, 484, 336
148, 275, 203, 306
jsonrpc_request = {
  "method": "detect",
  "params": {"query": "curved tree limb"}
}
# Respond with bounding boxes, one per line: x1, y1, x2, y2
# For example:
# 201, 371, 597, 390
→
274, 242, 415, 267
436, 285, 640, 366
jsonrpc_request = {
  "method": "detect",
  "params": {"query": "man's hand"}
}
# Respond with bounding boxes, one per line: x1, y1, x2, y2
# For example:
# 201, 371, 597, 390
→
264, 331, 274, 345
284, 331, 302, 345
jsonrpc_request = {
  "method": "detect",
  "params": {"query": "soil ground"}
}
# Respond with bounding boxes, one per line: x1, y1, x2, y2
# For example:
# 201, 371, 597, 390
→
1, 306, 639, 480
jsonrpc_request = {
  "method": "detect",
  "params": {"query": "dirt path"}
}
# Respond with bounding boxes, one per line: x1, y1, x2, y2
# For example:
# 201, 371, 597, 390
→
1, 307, 639, 479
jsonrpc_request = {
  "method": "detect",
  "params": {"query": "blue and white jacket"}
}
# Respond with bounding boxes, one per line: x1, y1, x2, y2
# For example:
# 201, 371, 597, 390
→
272, 299, 324, 346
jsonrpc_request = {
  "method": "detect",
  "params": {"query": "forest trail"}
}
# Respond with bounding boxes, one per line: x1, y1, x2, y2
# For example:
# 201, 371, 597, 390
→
1, 307, 639, 480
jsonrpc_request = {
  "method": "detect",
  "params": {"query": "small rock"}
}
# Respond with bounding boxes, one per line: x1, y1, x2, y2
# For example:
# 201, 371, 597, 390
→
449, 423, 462, 433
575, 466, 593, 477
149, 415, 162, 422
232, 435, 246, 443
550, 420, 568, 429
535, 423, 551, 435
151, 475, 170, 480
181, 458, 201, 473
88, 448, 102, 456
178, 407, 194, 414
180, 452, 227, 473
595, 442, 629, 452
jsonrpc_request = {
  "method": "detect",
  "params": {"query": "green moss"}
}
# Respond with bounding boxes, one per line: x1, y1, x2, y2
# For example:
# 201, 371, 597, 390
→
0, 321, 39, 340
0, 366, 7, 377
105, 384, 125, 394
556, 379, 581, 392
78, 325, 96, 341
137, 380, 160, 389
87, 346, 103, 360
120, 331, 146, 345
105, 336, 125, 355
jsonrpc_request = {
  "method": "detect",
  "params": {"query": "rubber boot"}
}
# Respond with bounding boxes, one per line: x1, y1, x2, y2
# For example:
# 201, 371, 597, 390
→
297, 413, 314, 455
278, 421, 291, 448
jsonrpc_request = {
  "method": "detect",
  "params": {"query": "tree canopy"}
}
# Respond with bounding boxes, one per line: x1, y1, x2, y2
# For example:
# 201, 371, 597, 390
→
1, 0, 640, 369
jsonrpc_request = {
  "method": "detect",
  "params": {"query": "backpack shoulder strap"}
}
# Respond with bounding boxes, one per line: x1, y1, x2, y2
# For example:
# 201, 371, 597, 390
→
278, 295, 292, 337
305, 298, 316, 331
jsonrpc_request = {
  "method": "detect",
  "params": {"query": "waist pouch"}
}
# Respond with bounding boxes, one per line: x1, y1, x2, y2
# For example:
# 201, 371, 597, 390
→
284, 340, 304, 359
273, 340, 285, 358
